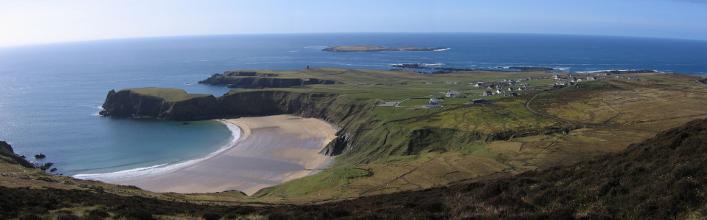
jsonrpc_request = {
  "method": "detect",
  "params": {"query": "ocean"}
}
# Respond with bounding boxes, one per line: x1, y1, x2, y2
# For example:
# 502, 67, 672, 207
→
0, 33, 706, 176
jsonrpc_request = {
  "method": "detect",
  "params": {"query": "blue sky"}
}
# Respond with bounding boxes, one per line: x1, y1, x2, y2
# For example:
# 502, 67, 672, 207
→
1, 0, 706, 46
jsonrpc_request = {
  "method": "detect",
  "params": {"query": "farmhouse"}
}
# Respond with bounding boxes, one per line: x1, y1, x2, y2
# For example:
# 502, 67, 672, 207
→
445, 90, 461, 98
427, 98, 442, 107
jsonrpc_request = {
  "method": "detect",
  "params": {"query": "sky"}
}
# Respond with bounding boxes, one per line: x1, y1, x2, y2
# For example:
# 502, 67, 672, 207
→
1, 0, 707, 47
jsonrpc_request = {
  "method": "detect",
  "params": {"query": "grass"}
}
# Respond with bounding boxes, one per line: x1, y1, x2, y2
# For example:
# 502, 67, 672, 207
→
111, 69, 707, 203
2, 117, 705, 219
254, 167, 372, 200
6, 68, 707, 206
237, 70, 707, 203
131, 87, 210, 102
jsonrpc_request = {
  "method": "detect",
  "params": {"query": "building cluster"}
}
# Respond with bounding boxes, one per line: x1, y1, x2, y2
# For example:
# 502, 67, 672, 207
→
472, 79, 529, 97
552, 74, 597, 87
424, 89, 462, 108
552, 72, 642, 88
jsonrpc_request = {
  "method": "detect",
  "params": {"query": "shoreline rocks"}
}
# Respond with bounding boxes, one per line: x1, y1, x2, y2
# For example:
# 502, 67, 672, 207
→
0, 141, 35, 168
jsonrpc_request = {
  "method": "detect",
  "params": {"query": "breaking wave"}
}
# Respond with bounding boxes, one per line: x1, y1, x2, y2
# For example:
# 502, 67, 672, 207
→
73, 121, 242, 181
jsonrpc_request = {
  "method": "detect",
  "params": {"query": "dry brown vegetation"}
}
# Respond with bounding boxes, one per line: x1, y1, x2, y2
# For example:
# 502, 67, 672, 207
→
1, 70, 707, 218
1, 117, 705, 219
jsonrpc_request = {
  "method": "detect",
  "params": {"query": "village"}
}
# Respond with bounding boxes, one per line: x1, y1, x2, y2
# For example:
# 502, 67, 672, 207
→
376, 70, 645, 109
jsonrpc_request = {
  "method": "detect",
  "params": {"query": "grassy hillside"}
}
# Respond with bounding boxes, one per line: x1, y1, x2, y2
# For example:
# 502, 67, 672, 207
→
212, 69, 707, 203
131, 87, 210, 102
98, 68, 707, 203
264, 117, 707, 219
1, 117, 705, 219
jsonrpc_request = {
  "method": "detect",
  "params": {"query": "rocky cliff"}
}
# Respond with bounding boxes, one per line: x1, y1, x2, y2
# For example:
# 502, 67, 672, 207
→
0, 141, 33, 168
99, 89, 220, 120
100, 88, 374, 155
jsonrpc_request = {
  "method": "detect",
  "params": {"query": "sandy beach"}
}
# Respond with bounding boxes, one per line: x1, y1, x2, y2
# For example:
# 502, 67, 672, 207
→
76, 115, 337, 195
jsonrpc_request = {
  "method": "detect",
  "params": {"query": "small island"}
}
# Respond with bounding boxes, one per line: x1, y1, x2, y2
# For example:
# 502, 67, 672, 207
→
323, 45, 449, 52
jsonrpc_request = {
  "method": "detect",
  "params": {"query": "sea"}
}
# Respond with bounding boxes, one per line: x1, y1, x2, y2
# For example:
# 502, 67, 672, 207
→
0, 33, 706, 176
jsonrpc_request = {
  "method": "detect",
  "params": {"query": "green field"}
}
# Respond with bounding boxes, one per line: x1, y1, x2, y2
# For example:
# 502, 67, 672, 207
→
190, 68, 707, 203
131, 87, 210, 102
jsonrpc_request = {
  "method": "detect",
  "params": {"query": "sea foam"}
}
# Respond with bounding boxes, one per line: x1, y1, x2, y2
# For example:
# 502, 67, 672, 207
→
91, 105, 104, 116
73, 121, 242, 181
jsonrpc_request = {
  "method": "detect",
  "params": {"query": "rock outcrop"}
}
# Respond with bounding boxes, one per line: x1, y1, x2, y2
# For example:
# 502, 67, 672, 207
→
0, 141, 33, 168
99, 89, 220, 120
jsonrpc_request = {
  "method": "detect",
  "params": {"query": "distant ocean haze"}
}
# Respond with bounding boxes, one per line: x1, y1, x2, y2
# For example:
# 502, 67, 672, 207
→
0, 33, 705, 176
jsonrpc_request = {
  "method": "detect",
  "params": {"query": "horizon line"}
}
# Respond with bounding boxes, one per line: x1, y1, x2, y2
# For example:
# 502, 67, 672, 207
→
2, 31, 706, 49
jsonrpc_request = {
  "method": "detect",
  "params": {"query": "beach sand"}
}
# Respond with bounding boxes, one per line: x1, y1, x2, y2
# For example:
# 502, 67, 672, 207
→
82, 115, 337, 195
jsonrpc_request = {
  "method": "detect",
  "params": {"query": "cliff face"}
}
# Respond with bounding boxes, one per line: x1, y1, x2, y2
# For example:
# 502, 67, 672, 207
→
0, 141, 33, 168
99, 88, 374, 156
99, 90, 220, 120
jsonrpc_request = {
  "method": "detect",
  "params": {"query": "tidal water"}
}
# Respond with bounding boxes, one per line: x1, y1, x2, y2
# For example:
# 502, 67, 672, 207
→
0, 33, 705, 176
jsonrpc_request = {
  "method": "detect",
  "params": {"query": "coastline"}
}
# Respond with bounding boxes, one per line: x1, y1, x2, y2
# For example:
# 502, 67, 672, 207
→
75, 115, 337, 195
73, 120, 242, 182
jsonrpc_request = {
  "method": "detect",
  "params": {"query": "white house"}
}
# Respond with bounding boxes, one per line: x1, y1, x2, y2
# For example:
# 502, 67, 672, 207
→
427, 98, 441, 107
445, 90, 461, 98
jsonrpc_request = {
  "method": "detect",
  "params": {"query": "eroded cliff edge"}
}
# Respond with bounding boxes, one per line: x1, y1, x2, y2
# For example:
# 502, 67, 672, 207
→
99, 88, 374, 156
0, 141, 33, 168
